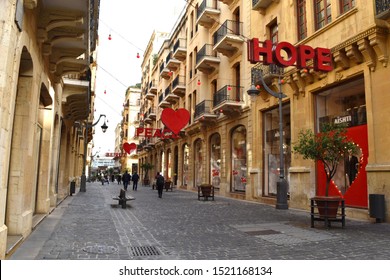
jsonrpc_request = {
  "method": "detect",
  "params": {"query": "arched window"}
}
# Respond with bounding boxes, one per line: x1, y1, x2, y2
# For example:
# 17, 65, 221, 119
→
231, 126, 247, 192
182, 143, 190, 187
194, 139, 203, 187
210, 133, 221, 189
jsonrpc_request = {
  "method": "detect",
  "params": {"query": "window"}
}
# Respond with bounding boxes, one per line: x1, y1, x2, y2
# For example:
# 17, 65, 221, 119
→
210, 134, 221, 189
231, 126, 247, 192
270, 22, 278, 44
314, 0, 332, 30
297, 0, 307, 41
340, 0, 355, 14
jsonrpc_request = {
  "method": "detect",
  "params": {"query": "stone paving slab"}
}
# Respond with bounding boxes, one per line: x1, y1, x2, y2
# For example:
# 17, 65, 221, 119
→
9, 182, 390, 260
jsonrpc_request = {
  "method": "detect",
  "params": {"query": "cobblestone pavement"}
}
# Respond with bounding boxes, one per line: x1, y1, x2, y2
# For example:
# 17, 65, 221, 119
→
9, 182, 390, 260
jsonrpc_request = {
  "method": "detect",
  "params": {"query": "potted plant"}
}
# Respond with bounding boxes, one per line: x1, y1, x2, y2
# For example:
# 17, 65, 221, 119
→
292, 123, 357, 218
140, 162, 154, 186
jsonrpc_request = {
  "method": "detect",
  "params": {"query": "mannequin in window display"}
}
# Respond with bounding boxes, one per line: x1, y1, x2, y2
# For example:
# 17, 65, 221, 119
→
345, 149, 359, 187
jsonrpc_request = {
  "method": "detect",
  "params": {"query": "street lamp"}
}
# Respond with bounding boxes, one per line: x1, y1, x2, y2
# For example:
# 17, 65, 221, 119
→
247, 65, 289, 210
80, 114, 108, 192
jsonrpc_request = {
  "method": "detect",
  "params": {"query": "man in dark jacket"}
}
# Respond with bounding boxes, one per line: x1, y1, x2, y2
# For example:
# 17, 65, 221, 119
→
122, 170, 131, 191
132, 171, 140, 191
155, 172, 165, 198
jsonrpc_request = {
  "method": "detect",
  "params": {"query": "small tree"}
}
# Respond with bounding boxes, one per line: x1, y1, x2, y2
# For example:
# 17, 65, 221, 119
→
292, 123, 357, 196
140, 162, 154, 180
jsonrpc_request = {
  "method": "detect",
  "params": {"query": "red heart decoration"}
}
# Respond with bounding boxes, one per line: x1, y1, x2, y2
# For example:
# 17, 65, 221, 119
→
123, 142, 137, 154
161, 108, 190, 135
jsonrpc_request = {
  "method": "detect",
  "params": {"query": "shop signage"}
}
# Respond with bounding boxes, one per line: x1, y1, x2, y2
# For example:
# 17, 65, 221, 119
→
105, 152, 126, 157
136, 127, 180, 139
247, 38, 333, 72
333, 114, 352, 125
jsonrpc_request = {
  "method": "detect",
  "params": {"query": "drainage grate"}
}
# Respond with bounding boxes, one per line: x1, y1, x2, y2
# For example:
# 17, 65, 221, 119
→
129, 246, 160, 256
82, 244, 118, 254
245, 229, 281, 236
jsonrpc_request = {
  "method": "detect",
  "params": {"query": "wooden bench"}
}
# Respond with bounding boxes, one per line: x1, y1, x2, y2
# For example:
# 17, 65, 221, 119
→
112, 189, 135, 209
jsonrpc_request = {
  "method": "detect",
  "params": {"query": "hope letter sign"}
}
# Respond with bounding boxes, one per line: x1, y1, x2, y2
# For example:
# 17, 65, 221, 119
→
247, 39, 333, 72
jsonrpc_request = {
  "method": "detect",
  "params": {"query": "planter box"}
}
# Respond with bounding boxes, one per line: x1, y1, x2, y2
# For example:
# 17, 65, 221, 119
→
198, 184, 215, 201
310, 196, 345, 228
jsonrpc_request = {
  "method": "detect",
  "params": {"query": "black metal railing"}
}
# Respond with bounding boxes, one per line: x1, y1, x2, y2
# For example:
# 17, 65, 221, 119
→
166, 52, 173, 64
149, 80, 157, 89
159, 62, 165, 73
251, 63, 284, 85
194, 100, 214, 119
164, 87, 171, 97
213, 85, 243, 107
196, 44, 218, 64
197, 0, 219, 19
159, 93, 164, 103
172, 75, 185, 89
376, 0, 390, 18
213, 20, 243, 46
174, 38, 186, 53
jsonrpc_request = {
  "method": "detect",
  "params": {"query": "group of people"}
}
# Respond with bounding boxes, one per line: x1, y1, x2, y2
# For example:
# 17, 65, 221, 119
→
121, 170, 140, 191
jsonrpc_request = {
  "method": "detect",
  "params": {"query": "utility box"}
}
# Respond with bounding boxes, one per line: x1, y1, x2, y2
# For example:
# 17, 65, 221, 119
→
369, 194, 385, 223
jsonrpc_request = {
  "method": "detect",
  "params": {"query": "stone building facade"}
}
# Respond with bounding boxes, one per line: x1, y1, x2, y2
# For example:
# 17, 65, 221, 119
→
137, 0, 390, 221
0, 0, 99, 259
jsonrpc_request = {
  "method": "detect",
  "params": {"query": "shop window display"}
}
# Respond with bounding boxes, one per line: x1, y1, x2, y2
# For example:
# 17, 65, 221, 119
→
231, 126, 247, 192
263, 104, 291, 197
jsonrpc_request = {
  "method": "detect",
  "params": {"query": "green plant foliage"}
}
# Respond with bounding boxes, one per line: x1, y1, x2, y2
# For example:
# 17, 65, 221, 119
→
292, 123, 357, 196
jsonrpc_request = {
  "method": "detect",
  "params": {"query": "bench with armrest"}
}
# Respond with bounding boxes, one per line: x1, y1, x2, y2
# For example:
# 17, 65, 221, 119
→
112, 189, 135, 209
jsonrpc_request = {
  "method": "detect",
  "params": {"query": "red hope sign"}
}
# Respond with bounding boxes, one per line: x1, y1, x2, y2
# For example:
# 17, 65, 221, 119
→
247, 38, 333, 72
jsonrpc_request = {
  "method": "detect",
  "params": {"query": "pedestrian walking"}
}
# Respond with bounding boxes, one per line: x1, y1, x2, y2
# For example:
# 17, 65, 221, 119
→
117, 174, 122, 184
155, 172, 165, 198
132, 171, 140, 191
122, 170, 131, 191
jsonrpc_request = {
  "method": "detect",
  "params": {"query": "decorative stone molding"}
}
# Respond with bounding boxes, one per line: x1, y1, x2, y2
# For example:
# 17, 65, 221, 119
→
24, 0, 37, 9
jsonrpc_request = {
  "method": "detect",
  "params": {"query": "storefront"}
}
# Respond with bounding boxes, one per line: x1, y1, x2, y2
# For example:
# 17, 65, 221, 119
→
315, 76, 368, 208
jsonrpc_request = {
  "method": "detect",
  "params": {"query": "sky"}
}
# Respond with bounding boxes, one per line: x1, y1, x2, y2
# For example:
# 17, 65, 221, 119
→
92, 0, 186, 155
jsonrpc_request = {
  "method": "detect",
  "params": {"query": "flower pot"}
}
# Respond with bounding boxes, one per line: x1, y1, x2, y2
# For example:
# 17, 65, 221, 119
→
313, 196, 342, 219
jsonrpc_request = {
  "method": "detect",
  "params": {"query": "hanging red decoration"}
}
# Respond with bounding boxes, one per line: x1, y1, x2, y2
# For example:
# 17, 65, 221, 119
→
108, 34, 112, 40
168, 71, 173, 76
136, 53, 140, 58
227, 85, 232, 91
197, 79, 201, 86
104, 90, 106, 94
256, 85, 261, 90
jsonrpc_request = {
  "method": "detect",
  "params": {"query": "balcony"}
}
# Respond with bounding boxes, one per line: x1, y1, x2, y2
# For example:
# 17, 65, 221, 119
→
173, 38, 187, 61
144, 138, 156, 150
172, 75, 186, 97
166, 51, 180, 71
197, 0, 220, 28
148, 107, 156, 120
196, 44, 220, 74
159, 62, 171, 80
251, 63, 284, 86
194, 100, 218, 123
158, 92, 171, 108
149, 80, 158, 94
376, 0, 390, 19
144, 111, 153, 124
213, 20, 244, 57
252, 0, 280, 14
213, 85, 244, 115
164, 86, 179, 104
145, 86, 155, 100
